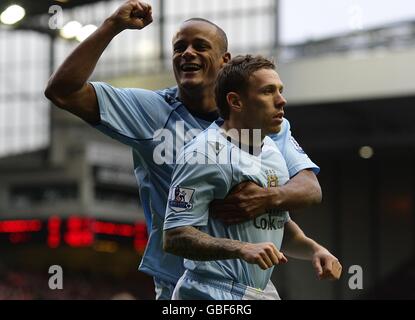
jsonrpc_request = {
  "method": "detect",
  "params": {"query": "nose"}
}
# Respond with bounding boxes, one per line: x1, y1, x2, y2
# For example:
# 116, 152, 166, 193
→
182, 45, 196, 60
275, 93, 287, 112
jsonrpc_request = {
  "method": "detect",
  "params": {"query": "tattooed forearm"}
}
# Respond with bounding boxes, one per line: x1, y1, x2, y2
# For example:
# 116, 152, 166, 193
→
164, 226, 245, 261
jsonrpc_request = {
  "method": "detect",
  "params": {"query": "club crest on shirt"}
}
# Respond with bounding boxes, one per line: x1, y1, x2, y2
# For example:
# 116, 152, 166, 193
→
266, 169, 278, 188
290, 136, 306, 154
168, 186, 195, 212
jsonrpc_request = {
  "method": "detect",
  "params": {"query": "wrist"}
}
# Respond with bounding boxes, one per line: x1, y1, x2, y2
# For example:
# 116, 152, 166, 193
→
235, 242, 249, 259
102, 17, 124, 36
266, 187, 283, 209
312, 244, 328, 256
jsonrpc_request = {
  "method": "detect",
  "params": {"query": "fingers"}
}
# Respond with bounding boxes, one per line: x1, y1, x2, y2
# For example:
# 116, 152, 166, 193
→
210, 182, 266, 223
209, 201, 255, 224
230, 181, 250, 194
279, 252, 288, 264
258, 244, 287, 269
260, 251, 273, 269
312, 257, 323, 279
133, 1, 151, 13
322, 258, 333, 276
110, 1, 153, 31
215, 214, 254, 225
210, 196, 239, 207
215, 213, 252, 225
141, 4, 153, 25
209, 204, 237, 221
318, 259, 342, 280
130, 1, 153, 29
210, 202, 237, 216
256, 256, 269, 270
271, 245, 287, 264
331, 260, 342, 280
242, 243, 286, 270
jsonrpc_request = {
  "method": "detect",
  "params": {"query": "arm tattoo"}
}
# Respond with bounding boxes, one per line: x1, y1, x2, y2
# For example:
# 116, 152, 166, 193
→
165, 226, 244, 261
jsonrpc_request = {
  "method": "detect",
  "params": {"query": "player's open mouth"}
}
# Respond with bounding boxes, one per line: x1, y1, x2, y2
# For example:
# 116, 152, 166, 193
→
180, 63, 202, 72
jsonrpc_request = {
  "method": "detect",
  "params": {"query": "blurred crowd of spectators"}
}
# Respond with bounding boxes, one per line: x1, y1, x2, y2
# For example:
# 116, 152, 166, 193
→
0, 266, 153, 300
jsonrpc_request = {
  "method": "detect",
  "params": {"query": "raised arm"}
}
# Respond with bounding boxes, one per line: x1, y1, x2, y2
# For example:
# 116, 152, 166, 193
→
44, 0, 153, 124
163, 226, 287, 270
281, 220, 342, 280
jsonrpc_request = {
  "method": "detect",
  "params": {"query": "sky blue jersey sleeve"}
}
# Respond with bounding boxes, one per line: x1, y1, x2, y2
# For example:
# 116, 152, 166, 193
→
270, 118, 320, 177
164, 152, 231, 231
90, 82, 168, 143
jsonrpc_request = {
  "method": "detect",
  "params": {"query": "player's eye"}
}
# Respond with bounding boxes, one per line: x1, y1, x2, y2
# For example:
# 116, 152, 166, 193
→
263, 87, 274, 94
194, 43, 210, 51
173, 45, 185, 53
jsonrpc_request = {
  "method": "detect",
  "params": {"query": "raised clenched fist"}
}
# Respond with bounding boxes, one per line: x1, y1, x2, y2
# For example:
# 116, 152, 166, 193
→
108, 0, 153, 32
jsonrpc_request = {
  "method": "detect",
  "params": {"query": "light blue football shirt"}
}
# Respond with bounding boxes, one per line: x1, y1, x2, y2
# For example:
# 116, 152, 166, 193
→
90, 82, 319, 284
164, 121, 291, 290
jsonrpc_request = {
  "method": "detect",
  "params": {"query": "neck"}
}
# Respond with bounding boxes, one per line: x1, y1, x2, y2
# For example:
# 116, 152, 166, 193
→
221, 120, 265, 148
178, 86, 217, 115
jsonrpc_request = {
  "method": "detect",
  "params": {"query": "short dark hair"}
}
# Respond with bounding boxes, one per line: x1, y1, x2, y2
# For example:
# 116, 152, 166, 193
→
183, 18, 228, 53
215, 55, 276, 120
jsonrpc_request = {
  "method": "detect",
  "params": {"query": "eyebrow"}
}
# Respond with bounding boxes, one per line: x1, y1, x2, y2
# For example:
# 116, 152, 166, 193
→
173, 37, 211, 45
261, 84, 284, 92
173, 39, 185, 46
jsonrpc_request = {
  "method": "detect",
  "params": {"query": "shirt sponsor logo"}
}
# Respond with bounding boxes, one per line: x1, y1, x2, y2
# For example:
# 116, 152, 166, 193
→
254, 214, 286, 230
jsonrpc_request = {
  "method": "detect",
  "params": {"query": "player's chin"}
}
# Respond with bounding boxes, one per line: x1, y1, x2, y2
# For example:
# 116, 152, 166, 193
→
179, 78, 204, 90
267, 124, 282, 135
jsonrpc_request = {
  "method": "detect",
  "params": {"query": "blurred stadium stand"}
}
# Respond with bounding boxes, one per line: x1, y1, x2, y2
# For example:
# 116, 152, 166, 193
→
0, 0, 414, 299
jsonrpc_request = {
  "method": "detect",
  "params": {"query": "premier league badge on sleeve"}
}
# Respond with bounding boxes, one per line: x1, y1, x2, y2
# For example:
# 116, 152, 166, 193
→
168, 186, 195, 212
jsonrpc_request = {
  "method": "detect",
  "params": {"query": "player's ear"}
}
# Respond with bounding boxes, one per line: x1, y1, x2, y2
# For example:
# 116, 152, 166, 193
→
222, 52, 231, 64
226, 92, 242, 114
